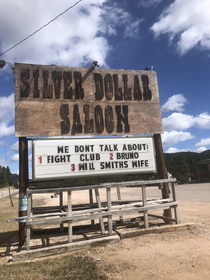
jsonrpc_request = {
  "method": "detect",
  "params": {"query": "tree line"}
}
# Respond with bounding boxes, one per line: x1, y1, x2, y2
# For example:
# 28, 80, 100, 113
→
0, 166, 14, 188
164, 149, 210, 184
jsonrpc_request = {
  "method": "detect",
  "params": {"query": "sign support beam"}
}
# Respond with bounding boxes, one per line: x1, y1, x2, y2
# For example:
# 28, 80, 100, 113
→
154, 134, 172, 221
19, 137, 29, 246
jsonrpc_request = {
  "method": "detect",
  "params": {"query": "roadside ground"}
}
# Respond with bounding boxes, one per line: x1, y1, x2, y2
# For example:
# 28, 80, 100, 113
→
0, 183, 209, 279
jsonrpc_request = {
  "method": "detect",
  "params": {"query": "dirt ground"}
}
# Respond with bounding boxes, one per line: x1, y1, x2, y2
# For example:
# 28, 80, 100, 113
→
1, 183, 210, 279
77, 183, 210, 280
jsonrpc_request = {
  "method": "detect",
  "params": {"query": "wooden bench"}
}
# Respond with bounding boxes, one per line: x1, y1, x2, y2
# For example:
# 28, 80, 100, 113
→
25, 178, 179, 250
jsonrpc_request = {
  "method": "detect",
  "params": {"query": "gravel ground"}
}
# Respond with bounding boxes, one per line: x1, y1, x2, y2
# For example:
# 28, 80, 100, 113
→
1, 183, 210, 279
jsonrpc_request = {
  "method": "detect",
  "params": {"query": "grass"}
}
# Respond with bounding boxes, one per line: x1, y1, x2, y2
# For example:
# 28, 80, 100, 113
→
0, 191, 46, 247
0, 193, 19, 247
0, 255, 107, 280
0, 192, 107, 280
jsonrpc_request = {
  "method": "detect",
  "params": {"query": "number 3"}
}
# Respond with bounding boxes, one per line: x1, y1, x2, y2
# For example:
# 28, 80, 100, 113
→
71, 164, 75, 171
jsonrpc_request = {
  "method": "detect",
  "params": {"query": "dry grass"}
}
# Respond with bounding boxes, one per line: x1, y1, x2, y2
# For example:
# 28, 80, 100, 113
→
0, 193, 107, 280
0, 255, 107, 280
0, 194, 19, 247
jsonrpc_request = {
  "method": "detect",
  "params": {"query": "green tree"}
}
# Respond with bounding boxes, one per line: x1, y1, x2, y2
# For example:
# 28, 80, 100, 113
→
14, 180, 19, 189
186, 158, 201, 181
0, 166, 7, 187
169, 154, 190, 184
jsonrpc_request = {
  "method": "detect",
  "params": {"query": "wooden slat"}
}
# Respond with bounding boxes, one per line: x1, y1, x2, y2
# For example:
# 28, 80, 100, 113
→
142, 186, 149, 228
27, 178, 177, 194
116, 186, 123, 223
94, 188, 105, 234
68, 191, 72, 243
148, 214, 176, 222
60, 192, 64, 233
171, 183, 179, 224
13, 236, 120, 262
89, 189, 95, 227
26, 194, 32, 251
107, 187, 112, 236
26, 201, 179, 227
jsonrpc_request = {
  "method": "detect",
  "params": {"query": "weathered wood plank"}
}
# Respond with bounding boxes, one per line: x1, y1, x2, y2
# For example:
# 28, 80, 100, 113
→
15, 63, 163, 137
13, 235, 120, 261
95, 188, 105, 234
118, 223, 196, 239
148, 214, 176, 222
142, 186, 149, 228
107, 187, 112, 236
68, 191, 72, 243
116, 186, 123, 223
26, 194, 32, 251
26, 201, 179, 227
89, 189, 95, 227
27, 178, 177, 194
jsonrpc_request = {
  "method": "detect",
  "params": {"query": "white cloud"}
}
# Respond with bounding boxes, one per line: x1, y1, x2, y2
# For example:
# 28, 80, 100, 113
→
0, 123, 15, 138
162, 94, 187, 112
11, 154, 19, 162
138, 0, 162, 8
151, 0, 210, 55
29, 154, 32, 165
163, 113, 194, 131
0, 93, 15, 124
124, 19, 144, 39
101, 6, 131, 36
162, 130, 195, 147
0, 140, 5, 146
11, 153, 32, 163
165, 147, 189, 153
162, 95, 210, 132
0, 156, 7, 166
195, 137, 210, 147
0, 1, 141, 67
0, 1, 109, 66
196, 146, 207, 153
10, 141, 19, 152
194, 112, 210, 129
0, 93, 15, 138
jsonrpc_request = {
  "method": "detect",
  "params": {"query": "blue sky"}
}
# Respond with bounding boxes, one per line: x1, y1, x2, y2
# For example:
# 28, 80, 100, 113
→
1, 0, 210, 175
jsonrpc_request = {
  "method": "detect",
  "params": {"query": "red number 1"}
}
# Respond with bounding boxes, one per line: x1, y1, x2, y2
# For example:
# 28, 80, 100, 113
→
38, 156, 42, 164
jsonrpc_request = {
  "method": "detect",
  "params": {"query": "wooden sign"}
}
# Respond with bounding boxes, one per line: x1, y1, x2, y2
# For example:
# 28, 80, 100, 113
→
15, 63, 163, 137
32, 137, 156, 180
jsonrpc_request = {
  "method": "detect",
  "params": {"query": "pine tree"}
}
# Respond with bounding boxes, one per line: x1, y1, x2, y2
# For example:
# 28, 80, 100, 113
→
169, 154, 190, 184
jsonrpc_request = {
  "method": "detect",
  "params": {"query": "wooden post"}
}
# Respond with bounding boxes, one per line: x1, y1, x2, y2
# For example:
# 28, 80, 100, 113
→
60, 191, 64, 233
9, 188, 14, 207
116, 186, 123, 223
107, 187, 112, 236
19, 137, 29, 246
95, 188, 105, 234
142, 186, 149, 228
68, 191, 72, 243
89, 189, 95, 227
26, 193, 32, 251
154, 134, 172, 220
171, 183, 179, 224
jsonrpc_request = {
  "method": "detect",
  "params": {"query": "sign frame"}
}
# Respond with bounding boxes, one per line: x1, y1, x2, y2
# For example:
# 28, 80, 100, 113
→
32, 136, 157, 181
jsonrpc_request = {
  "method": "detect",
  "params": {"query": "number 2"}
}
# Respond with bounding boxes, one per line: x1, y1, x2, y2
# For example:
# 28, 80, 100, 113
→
110, 153, 113, 160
